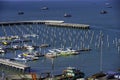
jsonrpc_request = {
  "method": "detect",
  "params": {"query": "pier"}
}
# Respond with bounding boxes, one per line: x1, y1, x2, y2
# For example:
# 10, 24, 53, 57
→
45, 23, 90, 29
0, 20, 64, 26
0, 20, 90, 29
0, 58, 30, 73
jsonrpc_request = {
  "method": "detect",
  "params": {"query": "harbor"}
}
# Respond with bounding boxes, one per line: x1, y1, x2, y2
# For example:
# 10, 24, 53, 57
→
0, 0, 120, 80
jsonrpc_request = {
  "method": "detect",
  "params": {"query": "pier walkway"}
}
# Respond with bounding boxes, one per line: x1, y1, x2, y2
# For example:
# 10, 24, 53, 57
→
0, 20, 64, 26
0, 58, 30, 72
0, 20, 90, 29
46, 22, 90, 29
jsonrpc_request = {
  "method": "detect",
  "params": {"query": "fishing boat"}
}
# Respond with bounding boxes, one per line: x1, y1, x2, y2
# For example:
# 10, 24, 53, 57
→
64, 13, 72, 17
39, 67, 85, 80
63, 67, 85, 79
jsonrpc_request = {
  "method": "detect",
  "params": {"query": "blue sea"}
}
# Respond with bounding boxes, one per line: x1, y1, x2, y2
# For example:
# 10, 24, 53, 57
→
0, 0, 120, 77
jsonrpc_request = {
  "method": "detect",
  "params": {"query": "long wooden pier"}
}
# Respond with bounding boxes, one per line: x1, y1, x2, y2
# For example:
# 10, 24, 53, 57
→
0, 58, 30, 72
45, 23, 90, 29
0, 20, 64, 26
0, 20, 90, 29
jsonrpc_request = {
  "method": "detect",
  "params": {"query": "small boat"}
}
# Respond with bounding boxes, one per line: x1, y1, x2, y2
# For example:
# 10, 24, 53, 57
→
45, 52, 57, 58
0, 48, 5, 53
21, 52, 39, 60
66, 47, 80, 55
12, 45, 21, 50
45, 49, 61, 58
18, 11, 24, 15
64, 13, 72, 17
13, 57, 29, 62
41, 7, 48, 10
23, 44, 35, 50
87, 72, 106, 80
100, 10, 107, 14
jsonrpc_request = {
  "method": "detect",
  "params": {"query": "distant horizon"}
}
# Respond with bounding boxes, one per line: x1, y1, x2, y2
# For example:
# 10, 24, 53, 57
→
0, 0, 111, 1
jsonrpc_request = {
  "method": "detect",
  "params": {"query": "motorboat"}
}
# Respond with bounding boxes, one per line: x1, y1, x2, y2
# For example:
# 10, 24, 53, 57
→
41, 7, 48, 10
23, 44, 34, 50
14, 57, 29, 62
63, 67, 85, 79
64, 13, 72, 17
66, 47, 80, 55
18, 52, 39, 60
18, 11, 24, 15
45, 49, 61, 58
0, 47, 5, 53
100, 10, 107, 14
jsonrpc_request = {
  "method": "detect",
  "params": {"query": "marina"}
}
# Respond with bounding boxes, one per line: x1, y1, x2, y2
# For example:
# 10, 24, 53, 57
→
0, 0, 120, 80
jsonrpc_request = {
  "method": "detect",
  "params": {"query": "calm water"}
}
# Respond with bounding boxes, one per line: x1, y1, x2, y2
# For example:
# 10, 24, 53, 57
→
0, 0, 120, 77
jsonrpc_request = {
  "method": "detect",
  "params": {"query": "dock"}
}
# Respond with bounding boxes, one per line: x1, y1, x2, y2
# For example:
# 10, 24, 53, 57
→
0, 58, 30, 73
45, 23, 90, 29
0, 20, 90, 29
0, 20, 64, 26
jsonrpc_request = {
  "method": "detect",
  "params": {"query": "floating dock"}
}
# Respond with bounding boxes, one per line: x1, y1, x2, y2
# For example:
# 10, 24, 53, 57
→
45, 23, 90, 29
0, 20, 64, 26
0, 58, 30, 73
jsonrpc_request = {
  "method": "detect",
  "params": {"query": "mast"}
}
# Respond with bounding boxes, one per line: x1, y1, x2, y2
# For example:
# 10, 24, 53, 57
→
100, 31, 103, 72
